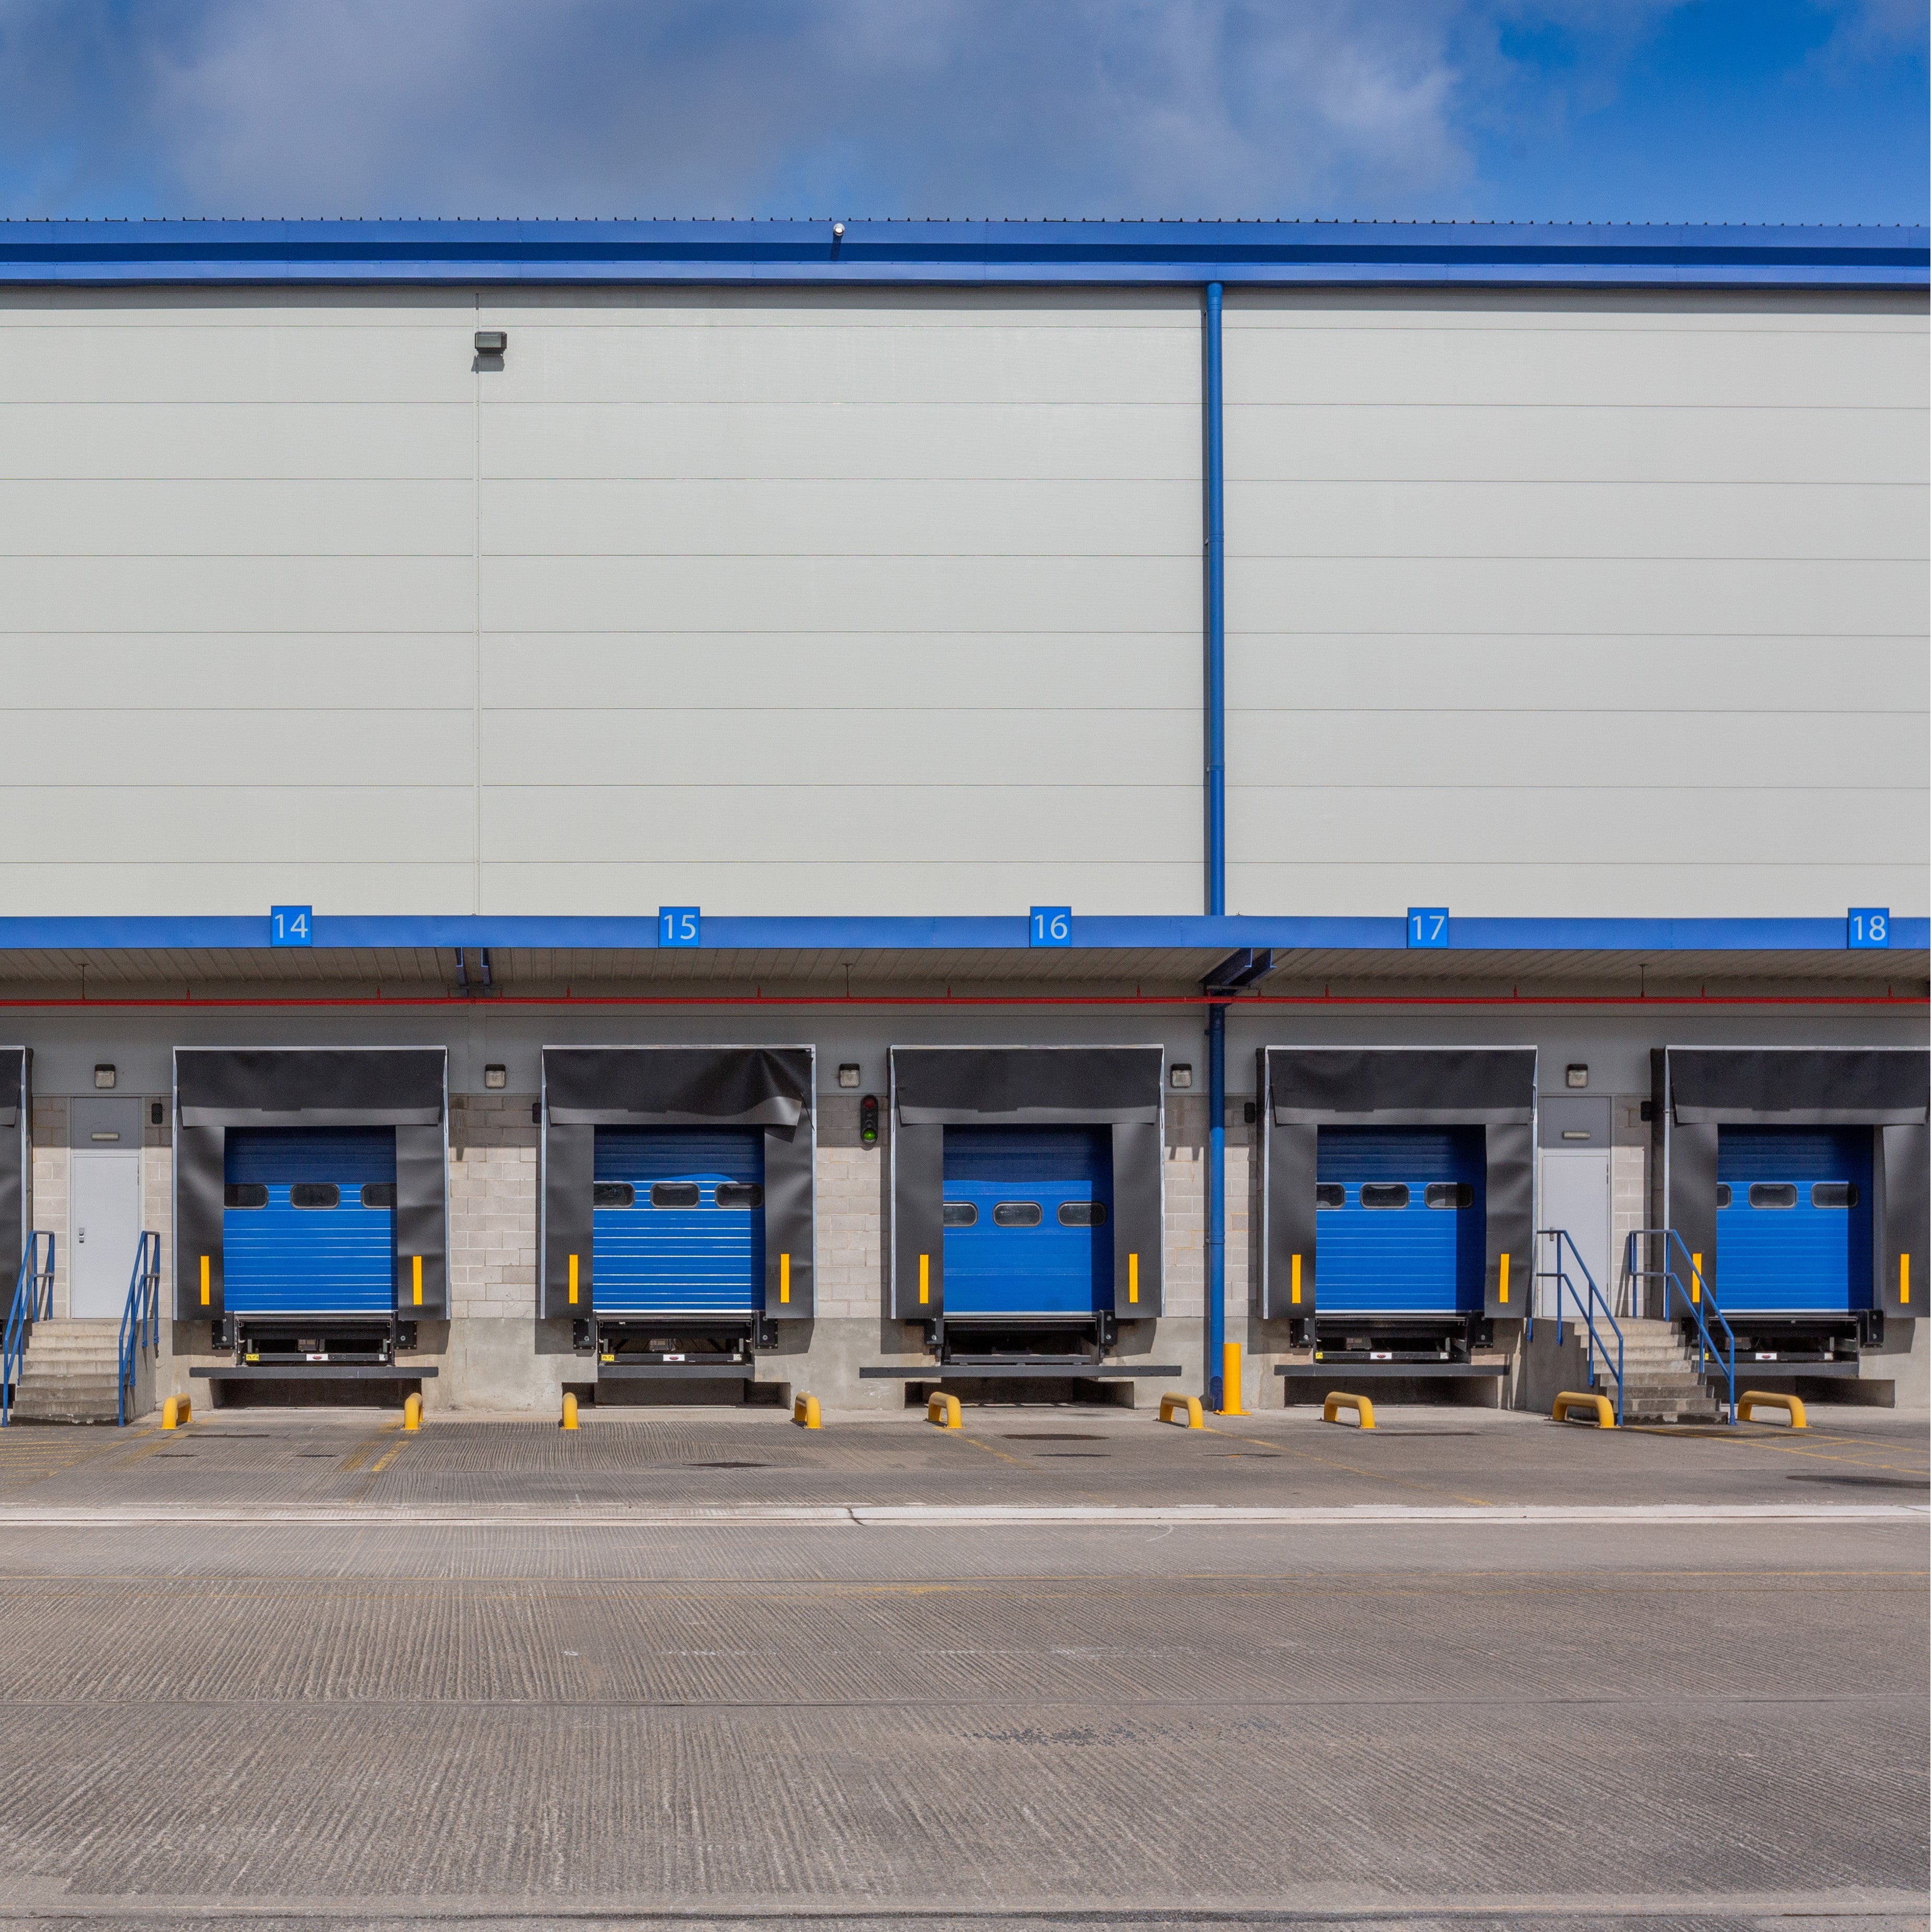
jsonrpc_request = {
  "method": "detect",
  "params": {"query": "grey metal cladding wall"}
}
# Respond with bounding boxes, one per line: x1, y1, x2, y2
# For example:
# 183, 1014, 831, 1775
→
1224, 289, 1931, 919
1261, 1046, 1537, 1320
539, 1045, 815, 1321
0, 288, 477, 920
476, 287, 1203, 919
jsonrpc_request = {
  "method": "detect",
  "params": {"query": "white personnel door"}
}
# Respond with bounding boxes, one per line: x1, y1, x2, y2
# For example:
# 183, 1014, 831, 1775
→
1539, 1152, 1612, 1319
70, 1151, 143, 1318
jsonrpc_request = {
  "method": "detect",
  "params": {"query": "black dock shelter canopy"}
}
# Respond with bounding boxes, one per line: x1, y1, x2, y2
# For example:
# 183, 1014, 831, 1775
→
1258, 1046, 1537, 1322
173, 1047, 449, 1321
539, 1045, 816, 1321
1653, 1046, 1930, 1320
0, 1048, 30, 1306
889, 1044, 1166, 1322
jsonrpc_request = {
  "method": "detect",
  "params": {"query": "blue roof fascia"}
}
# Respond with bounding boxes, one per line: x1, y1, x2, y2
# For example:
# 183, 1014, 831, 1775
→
1, 219, 1924, 290
0, 914, 1925, 954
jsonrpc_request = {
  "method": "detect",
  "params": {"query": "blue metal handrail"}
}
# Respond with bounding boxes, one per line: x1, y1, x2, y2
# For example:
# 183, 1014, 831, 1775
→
116, 1231, 162, 1426
1, 1233, 57, 1426
1531, 1228, 1625, 1424
1625, 1227, 1736, 1424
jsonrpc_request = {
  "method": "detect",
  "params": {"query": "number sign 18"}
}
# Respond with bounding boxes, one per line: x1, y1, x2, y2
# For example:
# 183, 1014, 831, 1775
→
1030, 906, 1072, 948
659, 907, 702, 948
1848, 908, 1890, 950
1407, 907, 1449, 949
269, 905, 312, 947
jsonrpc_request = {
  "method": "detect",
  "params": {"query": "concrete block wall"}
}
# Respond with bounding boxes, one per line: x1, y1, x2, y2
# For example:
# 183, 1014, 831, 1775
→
448, 1094, 538, 1322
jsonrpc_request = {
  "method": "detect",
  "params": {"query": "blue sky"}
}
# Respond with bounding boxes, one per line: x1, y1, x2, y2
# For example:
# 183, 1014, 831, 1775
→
0, 0, 1924, 224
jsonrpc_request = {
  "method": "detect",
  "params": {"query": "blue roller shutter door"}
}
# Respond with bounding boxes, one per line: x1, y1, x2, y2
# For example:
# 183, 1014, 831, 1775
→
593, 1127, 765, 1316
223, 1127, 397, 1316
1315, 1126, 1485, 1314
1717, 1126, 1873, 1313
941, 1125, 1113, 1317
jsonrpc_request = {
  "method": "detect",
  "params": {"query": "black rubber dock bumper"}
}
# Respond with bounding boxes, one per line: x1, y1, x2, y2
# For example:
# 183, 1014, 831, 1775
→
190, 1365, 438, 1380
595, 1363, 758, 1379
1277, 1362, 1506, 1379
859, 1363, 1183, 1379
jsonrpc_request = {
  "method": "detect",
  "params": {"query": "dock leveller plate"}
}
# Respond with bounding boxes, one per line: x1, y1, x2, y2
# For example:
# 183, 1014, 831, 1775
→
190, 1365, 438, 1380
860, 1363, 1182, 1379
1277, 1363, 1505, 1380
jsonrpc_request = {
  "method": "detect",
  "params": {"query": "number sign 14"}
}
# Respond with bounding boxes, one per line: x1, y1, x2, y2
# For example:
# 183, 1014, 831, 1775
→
270, 906, 312, 947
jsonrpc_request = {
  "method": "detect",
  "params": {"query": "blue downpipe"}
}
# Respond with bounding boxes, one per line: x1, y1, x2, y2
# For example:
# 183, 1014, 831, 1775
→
1204, 281, 1226, 920
1204, 281, 1227, 1408
1207, 1000, 1226, 1409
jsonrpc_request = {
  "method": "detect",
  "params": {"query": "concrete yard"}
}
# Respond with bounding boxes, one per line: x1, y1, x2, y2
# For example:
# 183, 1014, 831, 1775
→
0, 1405, 1923, 1931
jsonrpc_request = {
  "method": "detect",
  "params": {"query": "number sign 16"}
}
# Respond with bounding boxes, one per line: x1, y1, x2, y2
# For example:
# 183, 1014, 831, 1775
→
270, 905, 312, 947
1848, 908, 1890, 950
1407, 907, 1449, 949
1030, 907, 1072, 948
659, 906, 701, 948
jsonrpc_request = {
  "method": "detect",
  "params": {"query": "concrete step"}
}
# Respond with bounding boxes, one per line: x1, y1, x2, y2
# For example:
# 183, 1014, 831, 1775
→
8, 1318, 139, 1423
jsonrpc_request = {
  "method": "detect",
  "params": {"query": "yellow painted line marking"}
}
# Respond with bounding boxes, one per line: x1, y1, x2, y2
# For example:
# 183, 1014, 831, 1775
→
1624, 1426, 1930, 1480
1200, 1423, 1496, 1507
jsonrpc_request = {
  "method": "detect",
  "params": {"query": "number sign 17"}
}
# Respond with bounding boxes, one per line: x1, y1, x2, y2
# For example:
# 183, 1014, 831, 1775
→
659, 906, 701, 948
1407, 907, 1449, 949
1030, 907, 1072, 948
1848, 908, 1890, 949
270, 905, 312, 947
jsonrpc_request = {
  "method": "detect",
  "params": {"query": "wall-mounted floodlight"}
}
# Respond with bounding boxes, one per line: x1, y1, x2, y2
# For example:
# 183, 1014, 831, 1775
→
484, 1064, 508, 1090
832, 223, 845, 239
838, 1064, 861, 1089
1170, 1064, 1193, 1090
1566, 1064, 1589, 1088
93, 1064, 116, 1089
474, 329, 507, 355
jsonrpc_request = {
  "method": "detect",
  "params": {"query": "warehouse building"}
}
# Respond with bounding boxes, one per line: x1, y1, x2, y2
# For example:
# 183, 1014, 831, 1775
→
0, 219, 1925, 1423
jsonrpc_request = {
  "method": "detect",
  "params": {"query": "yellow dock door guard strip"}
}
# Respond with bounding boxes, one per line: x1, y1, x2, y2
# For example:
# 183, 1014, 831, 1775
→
1290, 1253, 1301, 1305
199, 1254, 210, 1307
1902, 1253, 1911, 1307
1497, 1252, 1509, 1305
568, 1253, 579, 1306
918, 1253, 929, 1305
1127, 1252, 1138, 1304
412, 1255, 423, 1307
779, 1252, 790, 1304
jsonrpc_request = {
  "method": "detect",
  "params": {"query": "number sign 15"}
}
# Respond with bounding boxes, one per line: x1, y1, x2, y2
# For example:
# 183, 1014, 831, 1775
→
659, 906, 701, 948
1030, 907, 1072, 948
270, 905, 313, 947
1848, 908, 1890, 950
1407, 907, 1449, 949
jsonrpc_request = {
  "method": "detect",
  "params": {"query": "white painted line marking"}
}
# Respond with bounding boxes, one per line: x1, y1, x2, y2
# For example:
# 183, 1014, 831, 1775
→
0, 1502, 1920, 1529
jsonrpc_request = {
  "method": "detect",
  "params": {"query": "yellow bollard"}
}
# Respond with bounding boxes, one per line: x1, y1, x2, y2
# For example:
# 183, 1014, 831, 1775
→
402, 1392, 423, 1432
1158, 1391, 1204, 1428
1220, 1341, 1244, 1416
1322, 1390, 1375, 1429
926, 1390, 962, 1429
1739, 1389, 1807, 1429
1552, 1390, 1615, 1429
792, 1393, 821, 1430
561, 1392, 579, 1431
161, 1394, 191, 1430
